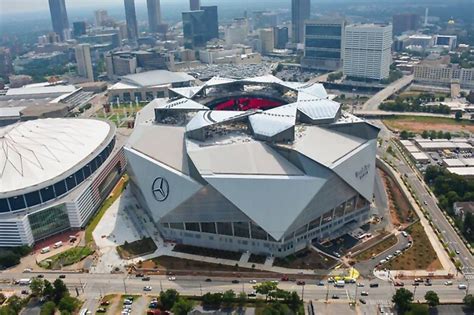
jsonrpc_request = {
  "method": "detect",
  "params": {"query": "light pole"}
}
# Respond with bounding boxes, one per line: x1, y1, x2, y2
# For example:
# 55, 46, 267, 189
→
200, 282, 203, 296
301, 284, 305, 300
160, 280, 163, 292
123, 277, 127, 294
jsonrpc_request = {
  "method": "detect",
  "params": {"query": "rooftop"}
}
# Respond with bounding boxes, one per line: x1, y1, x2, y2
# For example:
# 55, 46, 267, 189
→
119, 70, 196, 88
0, 118, 113, 195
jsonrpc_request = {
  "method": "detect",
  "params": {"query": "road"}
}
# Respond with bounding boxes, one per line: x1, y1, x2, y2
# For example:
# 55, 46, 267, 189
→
1, 272, 471, 306
373, 121, 474, 275
362, 75, 413, 111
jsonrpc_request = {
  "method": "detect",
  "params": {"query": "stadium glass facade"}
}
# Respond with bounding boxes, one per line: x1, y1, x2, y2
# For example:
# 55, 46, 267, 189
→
28, 204, 70, 241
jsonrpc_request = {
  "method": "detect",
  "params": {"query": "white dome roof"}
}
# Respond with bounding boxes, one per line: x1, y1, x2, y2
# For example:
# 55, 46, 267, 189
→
0, 118, 112, 195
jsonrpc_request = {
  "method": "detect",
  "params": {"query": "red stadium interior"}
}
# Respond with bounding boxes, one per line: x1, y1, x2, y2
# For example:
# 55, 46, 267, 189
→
213, 97, 284, 111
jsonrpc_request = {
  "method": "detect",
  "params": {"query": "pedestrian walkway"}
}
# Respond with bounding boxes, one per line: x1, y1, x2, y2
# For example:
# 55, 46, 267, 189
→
240, 252, 250, 264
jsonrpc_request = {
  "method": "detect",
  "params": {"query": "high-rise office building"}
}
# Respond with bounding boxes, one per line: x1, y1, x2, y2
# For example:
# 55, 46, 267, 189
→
291, 0, 310, 44
73, 21, 87, 38
253, 11, 278, 29
147, 0, 162, 33
201, 6, 219, 40
273, 27, 289, 49
259, 28, 275, 55
182, 6, 218, 49
124, 0, 139, 43
343, 24, 392, 80
392, 13, 419, 35
48, 0, 69, 41
190, 0, 200, 11
302, 18, 346, 71
75, 44, 94, 82
95, 10, 109, 27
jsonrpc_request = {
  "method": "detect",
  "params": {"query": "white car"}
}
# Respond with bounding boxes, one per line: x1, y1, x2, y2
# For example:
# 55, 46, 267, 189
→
168, 276, 176, 281
459, 284, 467, 290
356, 283, 365, 287
402, 231, 408, 237
444, 281, 453, 286
143, 286, 152, 291
249, 279, 257, 284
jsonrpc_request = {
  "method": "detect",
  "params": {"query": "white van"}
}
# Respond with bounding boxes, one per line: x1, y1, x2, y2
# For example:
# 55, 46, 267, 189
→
53, 241, 63, 248
41, 247, 50, 254
459, 284, 467, 290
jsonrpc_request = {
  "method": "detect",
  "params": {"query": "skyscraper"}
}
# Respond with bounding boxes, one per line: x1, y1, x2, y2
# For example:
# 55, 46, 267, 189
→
190, 0, 200, 11
392, 13, 419, 35
124, 0, 139, 43
147, 0, 162, 33
73, 21, 87, 38
302, 18, 346, 71
259, 28, 275, 55
95, 9, 109, 27
273, 27, 289, 49
343, 24, 392, 80
182, 6, 218, 49
291, 0, 310, 44
75, 44, 94, 82
0, 47, 13, 80
48, 0, 69, 41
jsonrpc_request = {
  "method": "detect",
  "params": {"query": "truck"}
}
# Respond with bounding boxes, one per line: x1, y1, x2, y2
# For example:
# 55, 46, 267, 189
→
334, 280, 345, 288
40, 246, 50, 254
53, 241, 63, 249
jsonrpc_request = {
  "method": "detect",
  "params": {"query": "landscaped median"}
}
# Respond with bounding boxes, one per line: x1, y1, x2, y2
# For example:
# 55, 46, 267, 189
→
353, 234, 398, 262
116, 237, 157, 259
38, 246, 94, 269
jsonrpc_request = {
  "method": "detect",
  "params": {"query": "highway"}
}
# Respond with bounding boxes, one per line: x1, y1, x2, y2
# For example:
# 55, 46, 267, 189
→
373, 121, 474, 275
362, 75, 413, 111
0, 272, 471, 306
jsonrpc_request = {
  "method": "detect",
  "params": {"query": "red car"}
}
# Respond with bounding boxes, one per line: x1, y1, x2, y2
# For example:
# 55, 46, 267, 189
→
281, 276, 289, 281
394, 281, 404, 287
296, 280, 306, 285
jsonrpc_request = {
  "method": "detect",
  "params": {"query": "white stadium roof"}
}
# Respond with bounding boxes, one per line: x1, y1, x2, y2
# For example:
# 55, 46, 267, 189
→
0, 119, 112, 194
119, 70, 195, 88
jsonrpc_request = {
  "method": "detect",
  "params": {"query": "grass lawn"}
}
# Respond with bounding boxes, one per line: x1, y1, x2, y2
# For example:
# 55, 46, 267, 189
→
383, 115, 474, 134
85, 175, 128, 245
354, 235, 398, 261
38, 246, 94, 269
273, 249, 337, 270
384, 222, 442, 270
116, 237, 157, 259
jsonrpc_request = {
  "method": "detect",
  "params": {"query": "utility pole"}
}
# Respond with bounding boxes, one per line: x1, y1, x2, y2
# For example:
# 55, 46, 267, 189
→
354, 283, 358, 304
200, 282, 202, 296
325, 283, 330, 302
123, 277, 127, 294
301, 284, 305, 300
160, 280, 163, 292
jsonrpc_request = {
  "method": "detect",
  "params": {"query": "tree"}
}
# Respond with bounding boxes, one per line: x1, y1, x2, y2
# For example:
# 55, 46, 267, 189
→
254, 282, 278, 301
58, 296, 79, 313
444, 131, 452, 140
53, 279, 69, 303
429, 130, 437, 139
43, 280, 54, 300
455, 111, 463, 121
464, 294, 474, 309
171, 298, 193, 315
405, 303, 429, 315
40, 301, 56, 315
261, 302, 291, 315
392, 288, 413, 314
202, 293, 223, 309
222, 290, 236, 307
2, 296, 24, 315
284, 291, 302, 312
421, 130, 429, 139
436, 130, 444, 139
424, 290, 439, 307
160, 289, 180, 311
30, 278, 44, 297
237, 292, 247, 308
400, 130, 409, 140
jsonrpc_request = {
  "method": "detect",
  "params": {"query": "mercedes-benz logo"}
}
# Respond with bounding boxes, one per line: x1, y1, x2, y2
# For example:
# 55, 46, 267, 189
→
152, 177, 169, 202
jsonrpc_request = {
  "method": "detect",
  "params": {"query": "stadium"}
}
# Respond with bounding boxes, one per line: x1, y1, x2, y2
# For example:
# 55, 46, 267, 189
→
125, 75, 379, 257
0, 118, 126, 247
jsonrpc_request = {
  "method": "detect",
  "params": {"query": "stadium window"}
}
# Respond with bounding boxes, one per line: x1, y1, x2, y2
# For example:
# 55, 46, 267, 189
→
0, 199, 9, 212
170, 222, 184, 230
40, 186, 55, 203
185, 222, 200, 232
233, 222, 250, 238
53, 180, 67, 197
8, 196, 26, 211
83, 164, 92, 179
201, 222, 216, 234
334, 203, 345, 218
156, 91, 165, 98
250, 222, 267, 240
65, 175, 76, 191
217, 222, 233, 236
74, 169, 85, 185
24, 191, 41, 207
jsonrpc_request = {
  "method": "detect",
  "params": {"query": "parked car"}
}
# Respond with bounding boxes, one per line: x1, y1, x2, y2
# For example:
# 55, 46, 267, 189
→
360, 291, 369, 296
356, 282, 364, 287
459, 284, 467, 290
248, 291, 257, 297
100, 301, 110, 306
402, 231, 408, 237
232, 280, 240, 284
359, 299, 367, 304
143, 286, 152, 291
97, 308, 106, 313
37, 274, 44, 278
369, 283, 379, 288
332, 295, 339, 299
142, 277, 151, 281
281, 276, 289, 281
205, 278, 212, 282
59, 275, 66, 279
249, 279, 257, 284
168, 276, 176, 281
394, 281, 404, 287
444, 281, 453, 286
318, 281, 325, 286
296, 280, 306, 285
135, 273, 144, 277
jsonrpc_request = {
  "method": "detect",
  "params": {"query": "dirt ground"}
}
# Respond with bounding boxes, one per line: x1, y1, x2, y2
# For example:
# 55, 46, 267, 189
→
383, 117, 474, 134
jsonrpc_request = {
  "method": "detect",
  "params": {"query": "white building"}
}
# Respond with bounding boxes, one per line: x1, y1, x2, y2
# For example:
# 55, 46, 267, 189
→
343, 24, 392, 80
259, 28, 275, 55
0, 119, 125, 246
225, 18, 249, 46
107, 70, 196, 103
198, 46, 260, 65
413, 64, 474, 89
75, 44, 94, 82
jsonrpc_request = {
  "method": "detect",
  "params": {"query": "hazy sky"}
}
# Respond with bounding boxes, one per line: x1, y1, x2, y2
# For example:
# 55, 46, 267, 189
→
0, 0, 192, 14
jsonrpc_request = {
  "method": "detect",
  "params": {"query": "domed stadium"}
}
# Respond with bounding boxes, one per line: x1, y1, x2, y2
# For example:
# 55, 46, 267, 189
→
0, 118, 125, 247
125, 75, 379, 257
